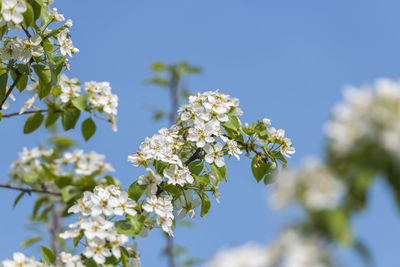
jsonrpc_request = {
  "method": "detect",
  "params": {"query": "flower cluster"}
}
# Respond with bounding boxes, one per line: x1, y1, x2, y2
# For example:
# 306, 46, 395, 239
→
127, 90, 295, 238
270, 158, 345, 211
127, 91, 247, 234
59, 75, 119, 131
57, 28, 79, 57
9, 147, 114, 186
207, 228, 337, 267
0, 0, 27, 27
1, 252, 43, 267
9, 146, 53, 185
325, 78, 400, 160
0, 35, 44, 62
60, 186, 141, 265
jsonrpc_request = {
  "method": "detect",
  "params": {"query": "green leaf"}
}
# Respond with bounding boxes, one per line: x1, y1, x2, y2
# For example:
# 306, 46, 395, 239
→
23, 113, 44, 134
11, 71, 28, 92
103, 175, 121, 187
17, 64, 30, 75
154, 160, 168, 175
115, 215, 145, 237
40, 5, 51, 27
61, 185, 81, 203
194, 175, 210, 187
128, 181, 146, 201
61, 108, 80, 130
46, 53, 65, 86
120, 247, 130, 267
13, 191, 26, 208
73, 231, 84, 248
222, 114, 240, 131
163, 184, 181, 198
30, 0, 42, 21
45, 109, 60, 128
23, 172, 39, 183
251, 156, 267, 183
40, 246, 55, 265
71, 94, 90, 111
51, 136, 76, 148
81, 117, 96, 141
263, 169, 278, 185
210, 163, 226, 184
200, 193, 211, 217
23, 2, 34, 27
33, 197, 48, 218
146, 77, 169, 87
33, 65, 52, 99
325, 210, 353, 245
151, 62, 166, 71
188, 161, 203, 176
21, 236, 41, 249
0, 72, 8, 102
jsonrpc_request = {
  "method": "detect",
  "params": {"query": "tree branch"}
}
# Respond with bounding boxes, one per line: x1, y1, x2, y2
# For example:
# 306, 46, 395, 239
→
184, 148, 201, 166
0, 73, 21, 110
21, 25, 31, 38
0, 184, 61, 196
0, 55, 35, 111
2, 109, 48, 118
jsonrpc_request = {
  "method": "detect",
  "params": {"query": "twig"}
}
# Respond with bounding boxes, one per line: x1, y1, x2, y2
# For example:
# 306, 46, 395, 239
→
21, 25, 31, 38
0, 184, 61, 196
0, 73, 21, 110
184, 148, 201, 166
2, 109, 48, 118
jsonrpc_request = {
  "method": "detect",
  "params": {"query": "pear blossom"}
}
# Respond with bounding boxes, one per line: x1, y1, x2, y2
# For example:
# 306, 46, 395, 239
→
19, 94, 37, 114
59, 252, 84, 267
109, 191, 137, 216
83, 238, 112, 265
59, 74, 81, 103
138, 168, 162, 195
1, 0, 27, 24
1, 252, 43, 267
19, 35, 44, 63
204, 143, 225, 167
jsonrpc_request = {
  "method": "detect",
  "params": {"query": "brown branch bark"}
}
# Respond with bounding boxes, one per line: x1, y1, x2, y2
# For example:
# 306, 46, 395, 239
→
0, 184, 61, 196
0, 74, 21, 110
2, 109, 48, 118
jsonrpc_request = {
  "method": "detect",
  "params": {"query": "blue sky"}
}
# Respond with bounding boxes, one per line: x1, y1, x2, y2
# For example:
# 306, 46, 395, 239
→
1, 0, 400, 266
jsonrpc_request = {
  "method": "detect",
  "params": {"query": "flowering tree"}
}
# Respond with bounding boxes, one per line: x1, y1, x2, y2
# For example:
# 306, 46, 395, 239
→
0, 1, 295, 266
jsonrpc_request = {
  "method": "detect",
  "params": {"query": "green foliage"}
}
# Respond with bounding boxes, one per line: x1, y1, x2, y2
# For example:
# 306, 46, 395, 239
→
251, 156, 268, 182
40, 246, 55, 265
188, 161, 203, 176
200, 193, 211, 217
21, 236, 41, 249
71, 93, 90, 111
61, 108, 80, 130
210, 163, 226, 185
33, 65, 52, 99
61, 185, 81, 203
23, 113, 44, 134
128, 182, 146, 202
11, 71, 28, 92
0, 72, 8, 103
81, 117, 96, 141
23, 2, 34, 27
45, 109, 60, 128
115, 215, 145, 237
